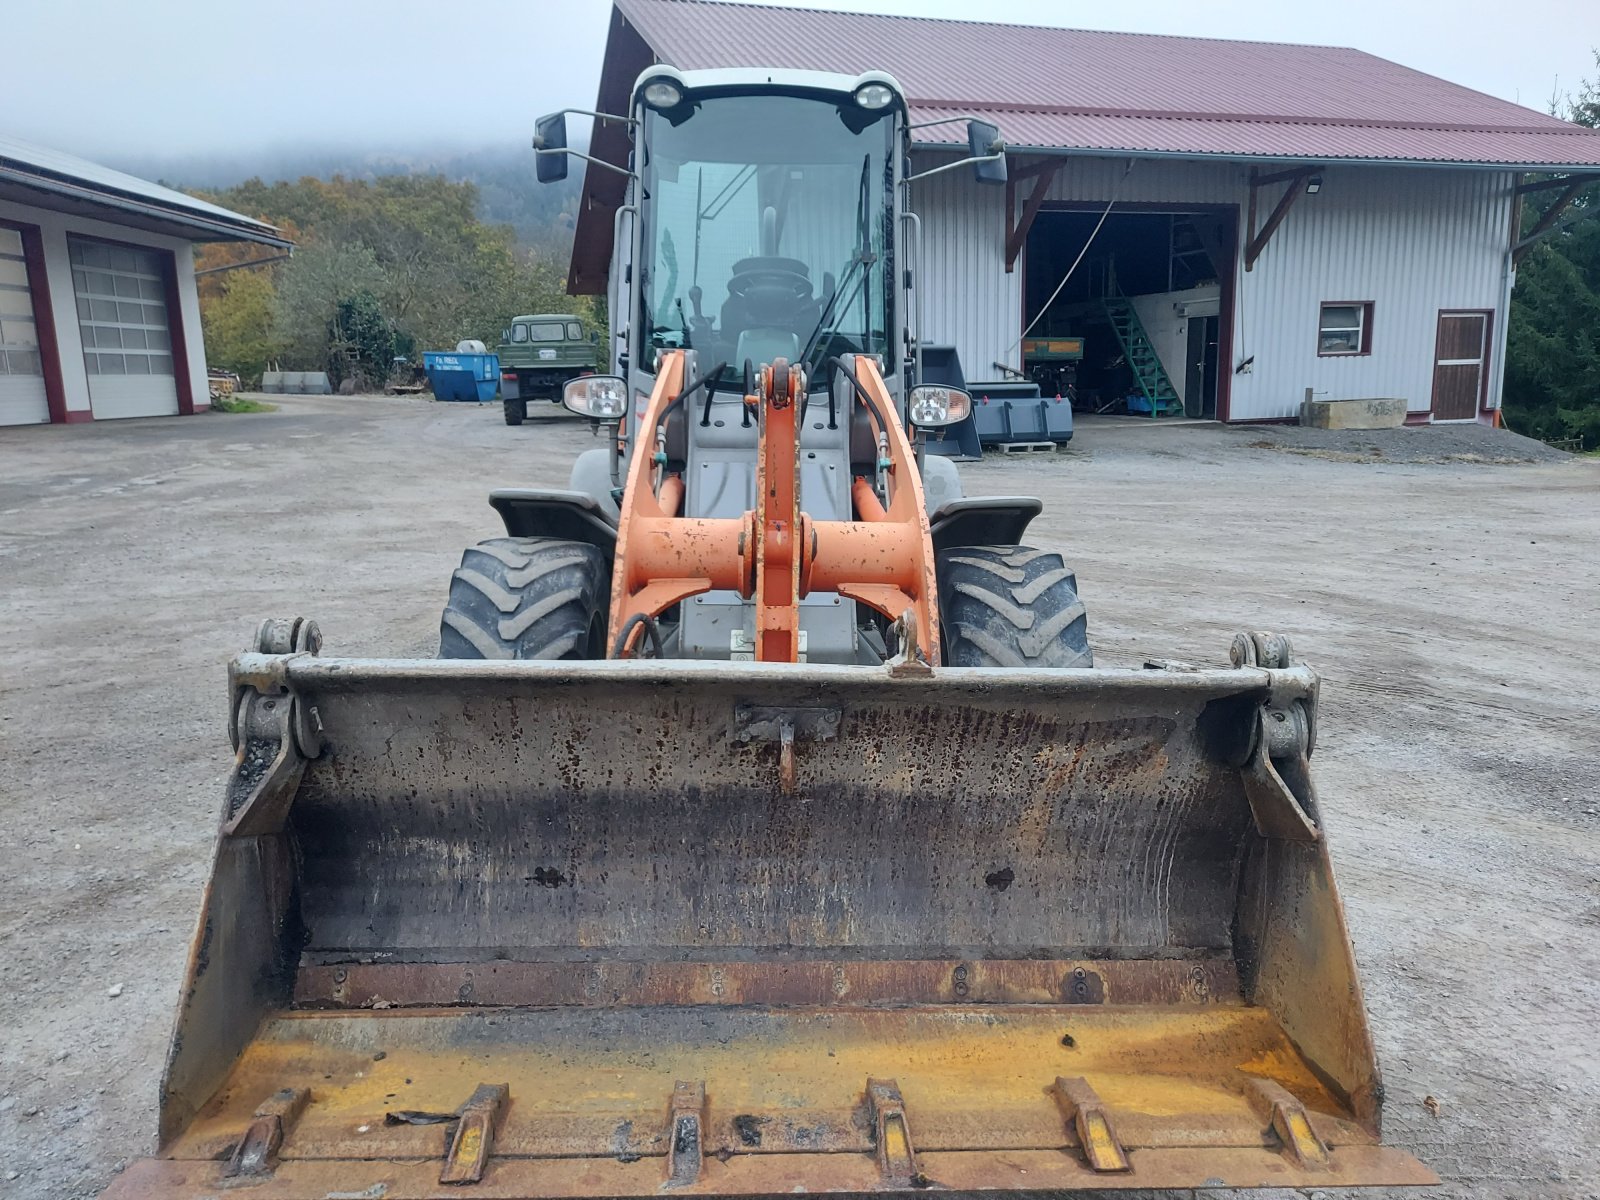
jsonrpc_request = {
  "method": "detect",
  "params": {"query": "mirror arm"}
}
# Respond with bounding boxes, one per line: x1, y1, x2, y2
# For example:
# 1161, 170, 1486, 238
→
904, 152, 1005, 185
535, 147, 635, 179
536, 107, 637, 131
906, 114, 998, 131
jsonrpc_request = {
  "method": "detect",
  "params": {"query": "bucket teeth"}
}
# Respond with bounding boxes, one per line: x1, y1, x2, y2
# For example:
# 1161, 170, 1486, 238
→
665, 1080, 707, 1188
867, 1077, 923, 1186
1246, 1078, 1330, 1168
223, 1087, 309, 1178
1054, 1076, 1131, 1173
440, 1083, 509, 1185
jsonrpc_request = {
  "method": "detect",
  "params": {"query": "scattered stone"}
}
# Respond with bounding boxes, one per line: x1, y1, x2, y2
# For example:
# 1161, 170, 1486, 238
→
107, 983, 124, 999
1423, 1094, 1441, 1117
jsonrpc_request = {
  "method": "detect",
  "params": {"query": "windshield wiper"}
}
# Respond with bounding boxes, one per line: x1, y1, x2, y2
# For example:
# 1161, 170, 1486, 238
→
798, 252, 871, 382
798, 154, 875, 382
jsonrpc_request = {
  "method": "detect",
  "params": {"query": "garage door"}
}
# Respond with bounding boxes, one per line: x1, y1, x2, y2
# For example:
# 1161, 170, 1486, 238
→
0, 226, 49, 426
70, 237, 179, 419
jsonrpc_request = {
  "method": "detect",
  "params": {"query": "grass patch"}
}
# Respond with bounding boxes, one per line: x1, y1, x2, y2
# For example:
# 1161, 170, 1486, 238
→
212, 395, 277, 413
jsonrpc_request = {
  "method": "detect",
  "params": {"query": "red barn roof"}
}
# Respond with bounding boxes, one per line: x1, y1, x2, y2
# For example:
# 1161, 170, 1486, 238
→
567, 0, 1600, 291
615, 0, 1600, 166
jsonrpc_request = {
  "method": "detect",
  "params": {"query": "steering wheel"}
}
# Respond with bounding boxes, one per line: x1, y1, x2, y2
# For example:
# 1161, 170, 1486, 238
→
727, 256, 814, 307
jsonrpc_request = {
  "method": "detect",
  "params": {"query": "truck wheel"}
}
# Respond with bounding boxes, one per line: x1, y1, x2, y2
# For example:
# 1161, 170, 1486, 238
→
504, 399, 526, 426
936, 545, 1092, 668
439, 538, 609, 660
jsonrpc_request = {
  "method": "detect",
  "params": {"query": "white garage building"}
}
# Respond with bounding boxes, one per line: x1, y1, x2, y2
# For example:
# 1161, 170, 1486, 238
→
0, 135, 288, 427
572, 0, 1600, 424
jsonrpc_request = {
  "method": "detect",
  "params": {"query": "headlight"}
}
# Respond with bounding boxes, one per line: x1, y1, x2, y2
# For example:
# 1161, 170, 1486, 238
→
854, 82, 895, 110
641, 77, 684, 110
564, 375, 629, 419
908, 385, 972, 428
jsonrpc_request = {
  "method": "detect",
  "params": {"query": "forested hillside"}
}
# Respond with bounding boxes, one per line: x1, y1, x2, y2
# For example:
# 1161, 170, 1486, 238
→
174, 148, 596, 389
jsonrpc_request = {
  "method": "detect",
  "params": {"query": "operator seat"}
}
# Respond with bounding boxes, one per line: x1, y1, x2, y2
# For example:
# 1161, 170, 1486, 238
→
720, 207, 822, 354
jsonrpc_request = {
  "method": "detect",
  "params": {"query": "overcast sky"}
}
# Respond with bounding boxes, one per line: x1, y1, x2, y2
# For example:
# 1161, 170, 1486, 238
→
3, 0, 1596, 162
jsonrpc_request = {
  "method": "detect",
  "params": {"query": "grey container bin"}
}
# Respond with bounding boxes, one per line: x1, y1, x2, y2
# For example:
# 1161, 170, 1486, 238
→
968, 381, 1075, 446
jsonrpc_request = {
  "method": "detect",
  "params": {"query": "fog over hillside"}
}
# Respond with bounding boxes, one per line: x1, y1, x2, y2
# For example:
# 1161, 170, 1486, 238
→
111, 143, 588, 249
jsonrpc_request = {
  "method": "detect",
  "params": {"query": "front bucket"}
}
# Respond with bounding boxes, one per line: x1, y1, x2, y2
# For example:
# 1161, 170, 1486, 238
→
103, 639, 1434, 1197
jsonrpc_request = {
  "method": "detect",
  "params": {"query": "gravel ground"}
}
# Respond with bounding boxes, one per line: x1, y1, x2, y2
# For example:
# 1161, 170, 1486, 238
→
1, 396, 1597, 1199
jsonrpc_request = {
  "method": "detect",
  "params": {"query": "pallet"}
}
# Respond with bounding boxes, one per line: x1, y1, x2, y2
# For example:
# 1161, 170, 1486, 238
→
994, 441, 1059, 455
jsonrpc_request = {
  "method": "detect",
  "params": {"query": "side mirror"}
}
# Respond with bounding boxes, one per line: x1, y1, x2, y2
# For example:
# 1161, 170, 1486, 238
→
967, 120, 1007, 186
534, 113, 569, 183
563, 374, 628, 419
590, 331, 600, 344
908, 385, 973, 428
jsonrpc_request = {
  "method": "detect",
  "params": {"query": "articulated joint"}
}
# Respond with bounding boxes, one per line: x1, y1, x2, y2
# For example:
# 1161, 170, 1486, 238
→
1230, 631, 1322, 842
222, 618, 325, 838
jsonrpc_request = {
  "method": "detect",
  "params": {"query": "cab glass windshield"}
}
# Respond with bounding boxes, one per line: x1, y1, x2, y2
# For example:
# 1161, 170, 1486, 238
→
639, 92, 895, 386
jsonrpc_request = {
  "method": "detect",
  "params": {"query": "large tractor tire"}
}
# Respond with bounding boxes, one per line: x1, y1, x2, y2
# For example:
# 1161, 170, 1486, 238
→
936, 545, 1093, 668
439, 537, 608, 660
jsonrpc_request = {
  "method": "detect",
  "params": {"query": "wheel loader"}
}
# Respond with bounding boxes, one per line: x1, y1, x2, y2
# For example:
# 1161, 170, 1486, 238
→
102, 67, 1434, 1198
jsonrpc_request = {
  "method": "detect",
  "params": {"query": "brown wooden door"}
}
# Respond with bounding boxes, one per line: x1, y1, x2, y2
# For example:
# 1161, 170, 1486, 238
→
1430, 311, 1488, 421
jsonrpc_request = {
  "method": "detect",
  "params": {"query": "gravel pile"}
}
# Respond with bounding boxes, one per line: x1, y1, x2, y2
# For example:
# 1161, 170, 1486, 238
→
1230, 421, 1570, 464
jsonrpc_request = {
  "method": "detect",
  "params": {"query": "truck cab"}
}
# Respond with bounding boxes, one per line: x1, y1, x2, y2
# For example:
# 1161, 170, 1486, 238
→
496, 312, 600, 425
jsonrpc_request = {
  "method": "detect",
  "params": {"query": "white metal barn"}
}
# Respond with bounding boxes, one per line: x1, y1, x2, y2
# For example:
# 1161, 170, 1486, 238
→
573, 0, 1600, 424
0, 135, 288, 427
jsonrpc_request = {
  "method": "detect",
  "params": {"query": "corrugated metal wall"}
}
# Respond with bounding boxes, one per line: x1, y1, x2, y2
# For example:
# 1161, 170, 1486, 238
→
1231, 166, 1512, 420
913, 166, 1019, 383
912, 152, 1515, 418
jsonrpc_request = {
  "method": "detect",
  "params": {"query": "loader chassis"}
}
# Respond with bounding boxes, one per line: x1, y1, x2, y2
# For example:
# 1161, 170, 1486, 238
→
100, 67, 1433, 1199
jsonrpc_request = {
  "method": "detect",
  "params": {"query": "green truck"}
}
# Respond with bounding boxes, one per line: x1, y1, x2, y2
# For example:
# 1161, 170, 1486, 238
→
496, 313, 601, 425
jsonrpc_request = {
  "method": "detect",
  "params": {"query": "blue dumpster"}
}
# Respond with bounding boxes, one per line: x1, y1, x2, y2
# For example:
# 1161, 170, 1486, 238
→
423, 351, 500, 403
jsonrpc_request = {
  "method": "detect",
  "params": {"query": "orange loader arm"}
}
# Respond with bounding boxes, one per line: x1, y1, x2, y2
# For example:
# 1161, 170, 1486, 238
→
608, 351, 941, 664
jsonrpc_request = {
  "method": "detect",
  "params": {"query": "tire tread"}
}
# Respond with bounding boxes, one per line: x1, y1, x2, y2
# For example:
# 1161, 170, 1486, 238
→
438, 537, 607, 660
937, 544, 1092, 669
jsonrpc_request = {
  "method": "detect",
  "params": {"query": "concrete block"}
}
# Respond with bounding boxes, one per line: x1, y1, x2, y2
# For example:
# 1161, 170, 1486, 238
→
1300, 397, 1408, 430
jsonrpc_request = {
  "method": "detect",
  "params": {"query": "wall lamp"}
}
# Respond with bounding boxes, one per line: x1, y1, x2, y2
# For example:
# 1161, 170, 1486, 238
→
1306, 175, 1324, 194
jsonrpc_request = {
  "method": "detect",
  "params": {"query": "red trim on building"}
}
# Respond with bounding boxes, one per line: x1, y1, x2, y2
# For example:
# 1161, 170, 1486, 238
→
61, 408, 93, 423
159, 248, 195, 416
1, 216, 69, 424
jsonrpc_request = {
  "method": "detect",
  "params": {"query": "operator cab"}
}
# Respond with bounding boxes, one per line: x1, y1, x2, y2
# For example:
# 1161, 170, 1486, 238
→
627, 70, 901, 392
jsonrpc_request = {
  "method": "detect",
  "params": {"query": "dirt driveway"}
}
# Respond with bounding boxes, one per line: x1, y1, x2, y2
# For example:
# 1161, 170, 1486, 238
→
1, 396, 1596, 1199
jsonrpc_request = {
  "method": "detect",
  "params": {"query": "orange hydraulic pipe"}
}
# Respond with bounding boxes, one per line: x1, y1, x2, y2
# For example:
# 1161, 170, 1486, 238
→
852, 475, 889, 522
657, 474, 685, 518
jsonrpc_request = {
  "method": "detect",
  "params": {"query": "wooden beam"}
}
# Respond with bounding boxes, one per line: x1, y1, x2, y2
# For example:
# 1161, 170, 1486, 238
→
1009, 158, 1061, 182
1245, 169, 1315, 271
1249, 163, 1326, 187
1005, 162, 1062, 273
1513, 179, 1592, 265
1514, 172, 1600, 195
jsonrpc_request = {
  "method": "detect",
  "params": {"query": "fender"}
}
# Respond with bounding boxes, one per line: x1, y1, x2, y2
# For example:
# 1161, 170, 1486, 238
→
488, 489, 617, 555
929, 496, 1042, 554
